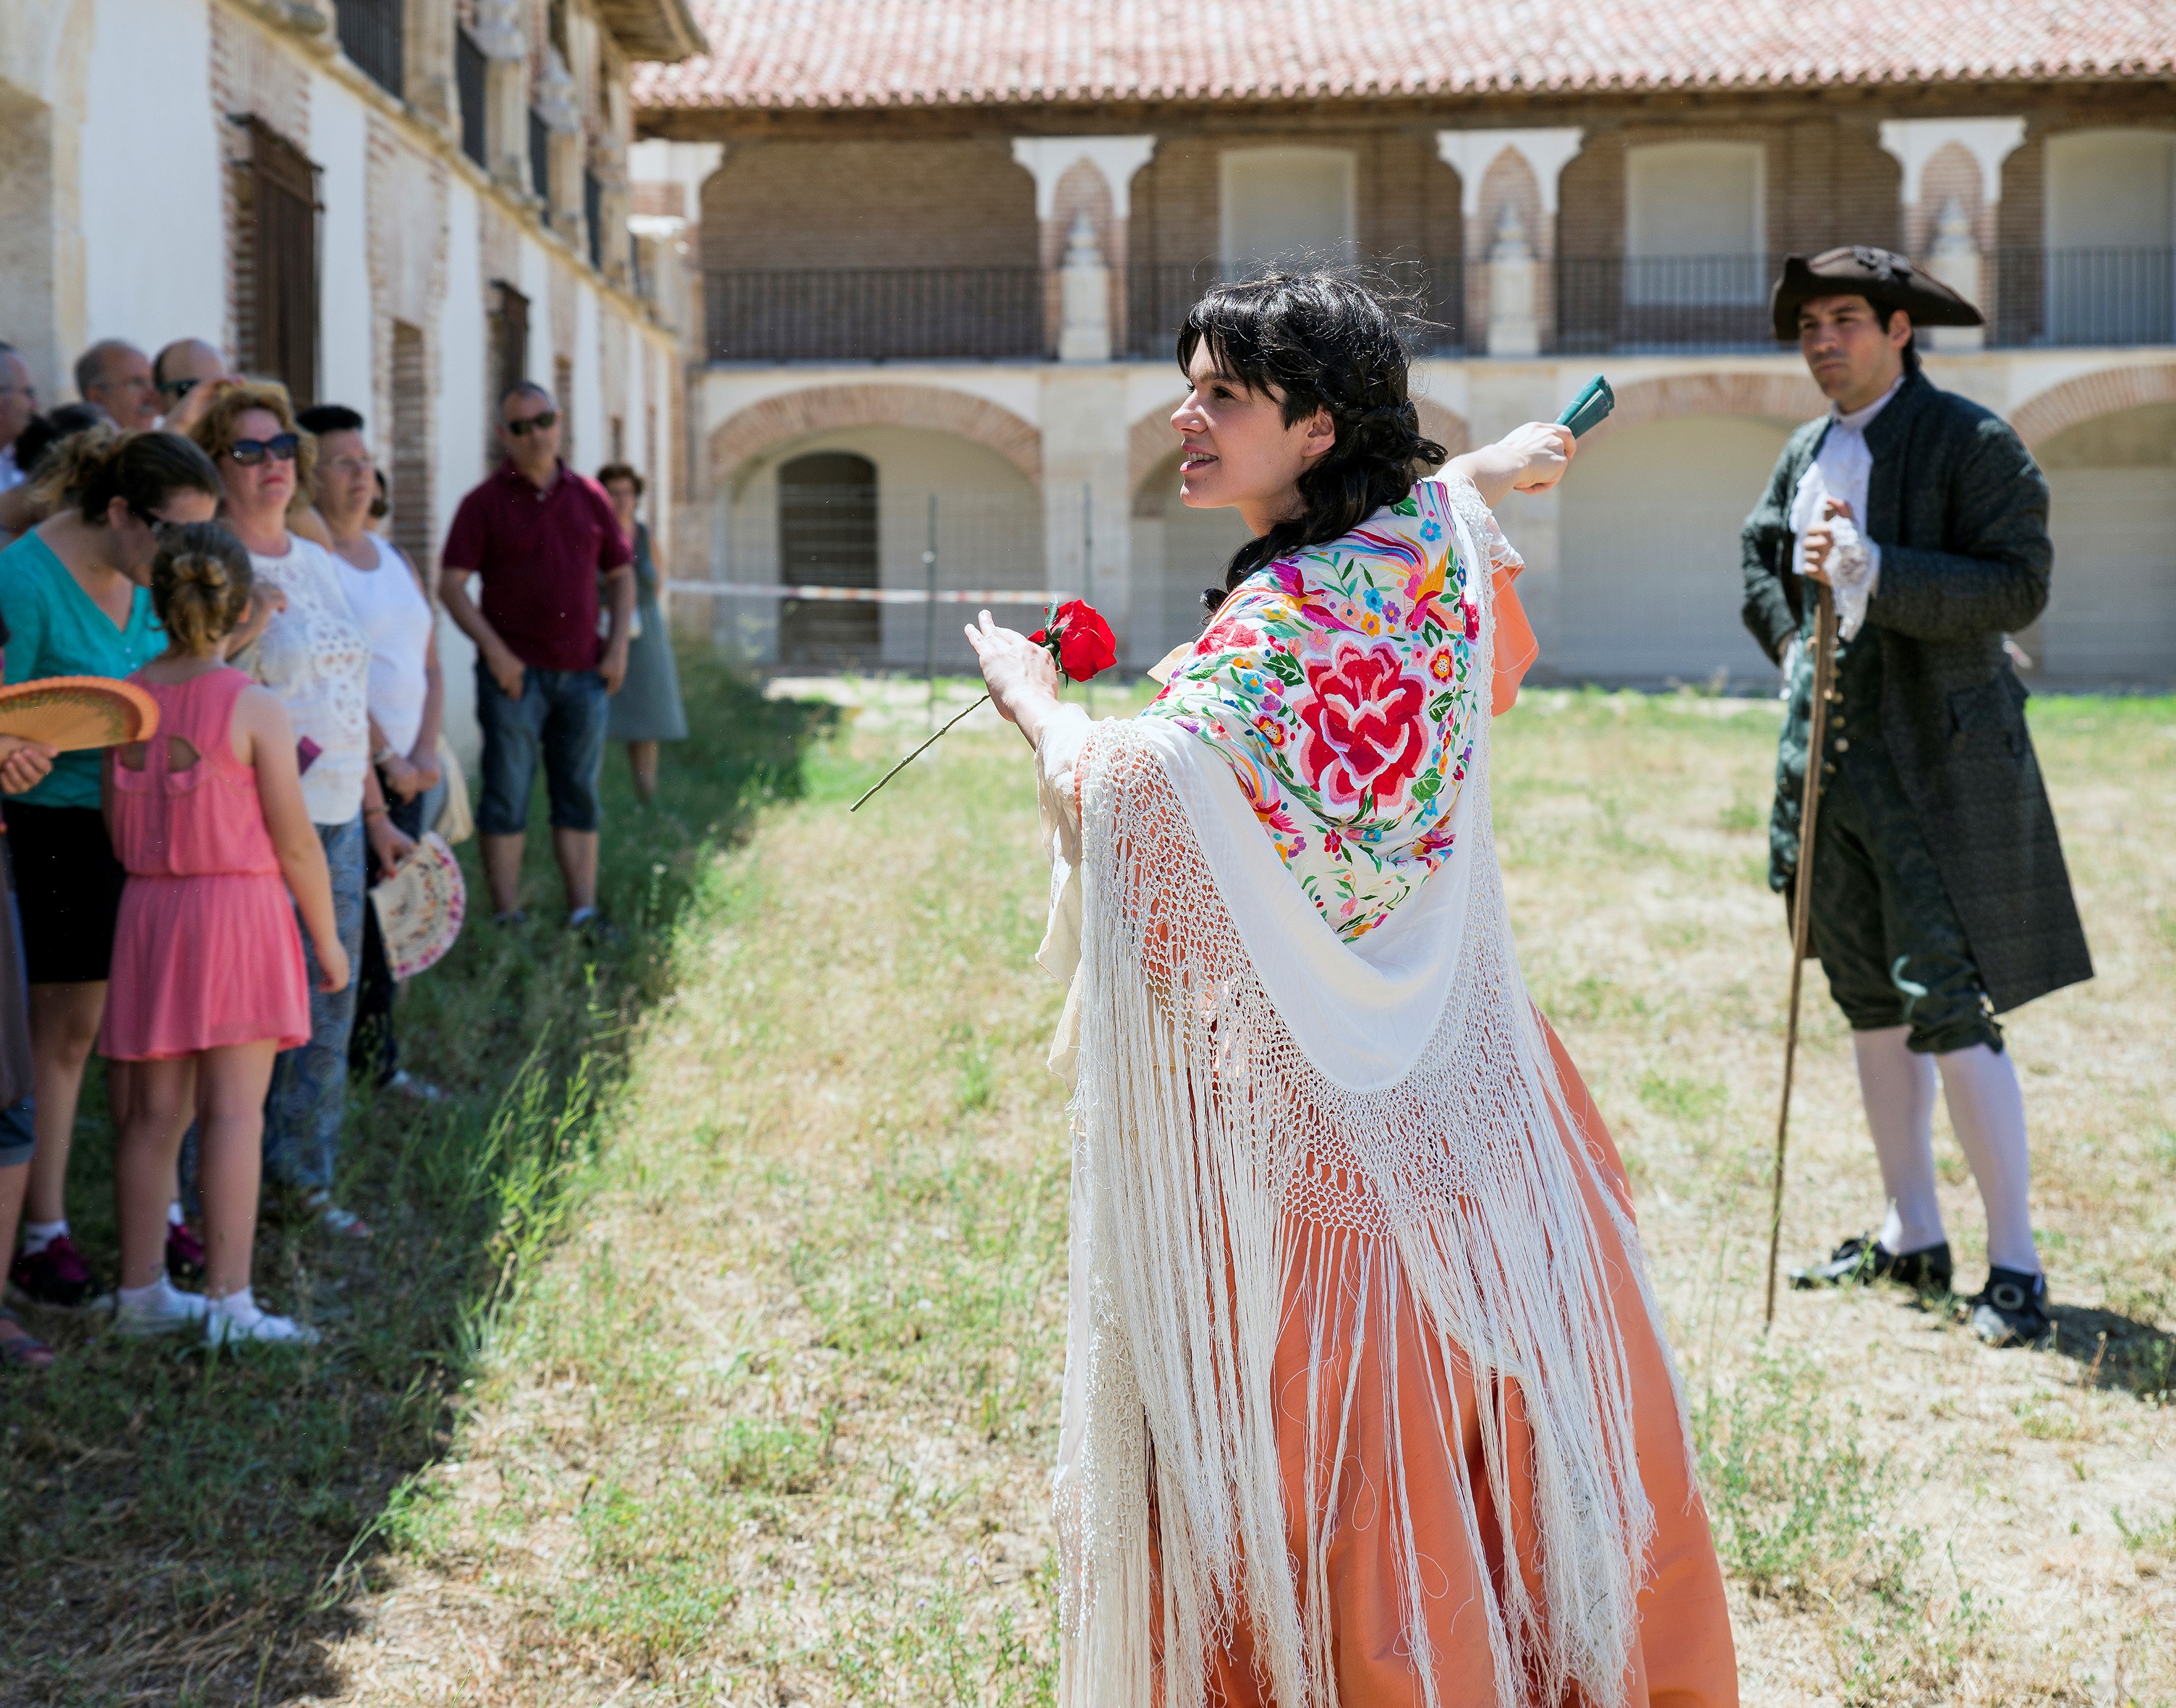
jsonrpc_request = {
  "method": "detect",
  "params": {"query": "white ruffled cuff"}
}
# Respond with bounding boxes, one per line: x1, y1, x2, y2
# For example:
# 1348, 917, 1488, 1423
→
1827, 520, 1880, 641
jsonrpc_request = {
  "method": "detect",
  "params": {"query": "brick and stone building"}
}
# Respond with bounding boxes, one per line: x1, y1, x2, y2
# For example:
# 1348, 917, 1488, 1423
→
1, 0, 702, 756
635, 0, 2176, 688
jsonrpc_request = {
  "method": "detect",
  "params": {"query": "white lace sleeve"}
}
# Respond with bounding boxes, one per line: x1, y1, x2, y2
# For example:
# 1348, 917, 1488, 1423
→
1435, 470, 1526, 581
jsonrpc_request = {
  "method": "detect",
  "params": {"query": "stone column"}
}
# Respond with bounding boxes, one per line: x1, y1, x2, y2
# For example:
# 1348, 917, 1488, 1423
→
1058, 211, 1112, 363
1485, 205, 1540, 358
469, 0, 535, 205
1878, 117, 2025, 331
1436, 129, 1584, 356
535, 45, 585, 244
403, 0, 457, 138
1011, 136, 1156, 359
1038, 368, 1135, 662
1923, 198, 1986, 351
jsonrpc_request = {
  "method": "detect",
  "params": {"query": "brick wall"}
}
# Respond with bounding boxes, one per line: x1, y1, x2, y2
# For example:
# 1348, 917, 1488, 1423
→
699, 139, 1038, 270
1130, 129, 1461, 268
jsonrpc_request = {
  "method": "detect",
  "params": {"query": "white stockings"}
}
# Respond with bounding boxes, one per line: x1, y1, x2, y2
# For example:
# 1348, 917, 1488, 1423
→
1852, 1025, 2039, 1274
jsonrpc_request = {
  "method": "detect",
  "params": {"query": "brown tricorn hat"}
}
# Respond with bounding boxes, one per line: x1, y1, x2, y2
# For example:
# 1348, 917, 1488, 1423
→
1770, 245, 1984, 341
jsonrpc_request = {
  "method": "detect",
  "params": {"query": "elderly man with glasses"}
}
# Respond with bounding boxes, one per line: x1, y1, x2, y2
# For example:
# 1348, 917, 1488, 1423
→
0, 344, 37, 495
440, 382, 633, 931
73, 340, 161, 430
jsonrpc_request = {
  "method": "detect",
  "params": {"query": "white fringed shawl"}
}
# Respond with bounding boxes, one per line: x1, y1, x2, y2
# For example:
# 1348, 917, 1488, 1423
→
1036, 500, 1681, 1708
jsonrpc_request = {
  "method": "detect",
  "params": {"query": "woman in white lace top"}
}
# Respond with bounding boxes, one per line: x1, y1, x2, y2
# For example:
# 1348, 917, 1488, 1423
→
192, 383, 411, 1243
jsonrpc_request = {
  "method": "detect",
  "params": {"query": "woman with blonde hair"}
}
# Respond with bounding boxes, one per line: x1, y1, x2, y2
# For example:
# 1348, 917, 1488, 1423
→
191, 383, 406, 1241
103, 522, 345, 1343
967, 273, 1736, 1707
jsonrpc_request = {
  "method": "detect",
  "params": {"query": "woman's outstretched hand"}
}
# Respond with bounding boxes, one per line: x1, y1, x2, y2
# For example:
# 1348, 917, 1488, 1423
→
1446, 422, 1576, 507
965, 610, 1063, 748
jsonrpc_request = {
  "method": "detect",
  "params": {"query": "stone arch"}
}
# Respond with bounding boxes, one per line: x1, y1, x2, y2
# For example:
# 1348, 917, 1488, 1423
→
2010, 362, 2176, 451
1586, 371, 1825, 445
1127, 396, 1472, 492
709, 383, 1042, 486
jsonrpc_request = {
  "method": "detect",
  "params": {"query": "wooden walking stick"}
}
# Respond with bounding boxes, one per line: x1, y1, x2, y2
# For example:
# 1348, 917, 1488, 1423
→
1765, 581, 1839, 1328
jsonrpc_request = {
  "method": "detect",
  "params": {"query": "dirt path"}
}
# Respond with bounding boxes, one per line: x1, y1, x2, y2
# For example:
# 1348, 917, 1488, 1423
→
306, 688, 2176, 1707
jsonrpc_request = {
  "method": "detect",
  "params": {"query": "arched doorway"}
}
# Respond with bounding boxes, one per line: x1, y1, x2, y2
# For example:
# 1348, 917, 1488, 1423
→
1556, 414, 1791, 685
777, 451, 879, 667
2034, 401, 2176, 685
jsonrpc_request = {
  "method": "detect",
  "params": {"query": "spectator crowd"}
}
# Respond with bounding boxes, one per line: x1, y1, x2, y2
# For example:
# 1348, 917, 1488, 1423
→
0, 334, 686, 1370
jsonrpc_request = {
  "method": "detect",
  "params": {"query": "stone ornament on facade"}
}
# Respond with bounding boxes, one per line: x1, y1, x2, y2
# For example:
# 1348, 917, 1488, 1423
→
1486, 203, 1539, 358
1059, 210, 1112, 364
467, 0, 529, 61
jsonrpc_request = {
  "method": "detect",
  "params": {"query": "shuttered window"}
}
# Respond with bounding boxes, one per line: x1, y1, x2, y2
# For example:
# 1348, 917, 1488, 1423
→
239, 119, 321, 406
456, 29, 487, 169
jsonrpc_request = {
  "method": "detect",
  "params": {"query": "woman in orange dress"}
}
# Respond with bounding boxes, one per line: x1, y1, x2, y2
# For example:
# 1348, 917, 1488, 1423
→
965, 273, 1737, 1708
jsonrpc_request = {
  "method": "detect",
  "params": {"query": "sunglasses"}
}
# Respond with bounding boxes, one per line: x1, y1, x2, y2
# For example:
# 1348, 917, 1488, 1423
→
505, 411, 559, 436
226, 433, 299, 466
159, 377, 201, 401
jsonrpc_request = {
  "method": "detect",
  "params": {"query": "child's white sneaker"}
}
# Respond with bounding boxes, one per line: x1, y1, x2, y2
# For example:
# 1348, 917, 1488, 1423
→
112, 1276, 210, 1337
203, 1289, 321, 1346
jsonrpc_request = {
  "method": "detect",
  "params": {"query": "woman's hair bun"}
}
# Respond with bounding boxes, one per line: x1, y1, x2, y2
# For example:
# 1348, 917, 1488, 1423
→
150, 521, 254, 655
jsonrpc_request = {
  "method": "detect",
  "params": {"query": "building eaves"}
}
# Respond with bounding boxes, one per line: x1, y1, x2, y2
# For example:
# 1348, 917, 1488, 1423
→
631, 0, 2176, 112
597, 0, 706, 66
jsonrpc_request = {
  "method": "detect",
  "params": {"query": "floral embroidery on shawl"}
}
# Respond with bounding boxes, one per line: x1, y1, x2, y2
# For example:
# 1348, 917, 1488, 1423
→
1143, 476, 1509, 940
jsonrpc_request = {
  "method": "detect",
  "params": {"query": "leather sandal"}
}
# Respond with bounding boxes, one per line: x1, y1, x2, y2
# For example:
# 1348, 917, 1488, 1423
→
0, 1305, 54, 1372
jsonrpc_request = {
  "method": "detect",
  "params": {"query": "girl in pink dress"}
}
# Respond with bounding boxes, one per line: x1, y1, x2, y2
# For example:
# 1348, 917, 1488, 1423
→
103, 522, 349, 1345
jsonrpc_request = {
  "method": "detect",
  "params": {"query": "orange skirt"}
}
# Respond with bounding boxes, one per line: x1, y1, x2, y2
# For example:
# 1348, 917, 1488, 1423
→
1163, 1019, 1738, 1708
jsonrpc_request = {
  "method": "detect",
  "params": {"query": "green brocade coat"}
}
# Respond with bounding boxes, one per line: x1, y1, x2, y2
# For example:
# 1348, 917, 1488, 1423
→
1740, 370, 2092, 1015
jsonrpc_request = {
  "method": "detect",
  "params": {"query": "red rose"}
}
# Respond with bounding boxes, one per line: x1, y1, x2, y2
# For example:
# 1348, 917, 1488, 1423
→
1295, 640, 1429, 811
1042, 598, 1117, 682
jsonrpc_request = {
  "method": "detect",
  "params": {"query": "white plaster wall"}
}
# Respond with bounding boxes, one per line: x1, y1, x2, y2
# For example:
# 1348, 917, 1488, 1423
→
80, 0, 223, 361
572, 281, 603, 474
434, 176, 490, 774
722, 425, 1044, 670
1556, 414, 1790, 686
312, 69, 372, 412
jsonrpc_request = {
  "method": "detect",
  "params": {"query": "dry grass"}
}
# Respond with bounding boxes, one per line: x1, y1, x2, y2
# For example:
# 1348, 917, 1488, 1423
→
303, 681, 2176, 1708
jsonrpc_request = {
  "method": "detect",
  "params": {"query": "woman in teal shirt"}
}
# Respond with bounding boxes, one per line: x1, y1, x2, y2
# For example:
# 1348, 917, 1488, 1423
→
0, 427, 221, 1312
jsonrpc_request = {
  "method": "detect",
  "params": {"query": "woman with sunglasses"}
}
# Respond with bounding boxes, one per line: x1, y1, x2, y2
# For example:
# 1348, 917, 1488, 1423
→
0, 427, 223, 1314
191, 385, 404, 1244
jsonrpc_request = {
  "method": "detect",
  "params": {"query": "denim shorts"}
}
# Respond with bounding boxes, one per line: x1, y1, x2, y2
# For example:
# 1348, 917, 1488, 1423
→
475, 662, 610, 835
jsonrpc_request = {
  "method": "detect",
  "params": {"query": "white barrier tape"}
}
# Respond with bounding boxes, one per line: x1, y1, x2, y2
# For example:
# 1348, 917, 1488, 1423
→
664, 581, 1073, 606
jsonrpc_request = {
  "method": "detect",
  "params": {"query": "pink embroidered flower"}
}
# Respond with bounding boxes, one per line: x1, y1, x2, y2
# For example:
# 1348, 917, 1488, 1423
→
1295, 641, 1429, 811
1428, 646, 1456, 683
1323, 829, 1344, 855
1462, 598, 1480, 643
1253, 714, 1287, 748
1199, 618, 1262, 656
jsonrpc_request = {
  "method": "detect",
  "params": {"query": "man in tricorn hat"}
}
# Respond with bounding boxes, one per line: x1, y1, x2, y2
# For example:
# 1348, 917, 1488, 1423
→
1741, 245, 2091, 1346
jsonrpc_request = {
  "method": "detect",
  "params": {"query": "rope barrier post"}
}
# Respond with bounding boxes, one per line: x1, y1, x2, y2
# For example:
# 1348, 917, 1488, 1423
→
922, 494, 939, 731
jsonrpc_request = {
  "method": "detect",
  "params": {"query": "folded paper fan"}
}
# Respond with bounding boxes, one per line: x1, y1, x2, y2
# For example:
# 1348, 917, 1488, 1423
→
0, 676, 159, 751
368, 831, 466, 981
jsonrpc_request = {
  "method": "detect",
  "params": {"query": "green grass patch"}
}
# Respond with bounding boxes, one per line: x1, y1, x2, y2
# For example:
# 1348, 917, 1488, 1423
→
0, 652, 832, 1705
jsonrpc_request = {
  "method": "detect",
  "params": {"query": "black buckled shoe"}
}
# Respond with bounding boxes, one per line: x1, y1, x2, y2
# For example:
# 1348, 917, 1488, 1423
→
1968, 1266, 2051, 1347
1791, 1234, 1954, 1293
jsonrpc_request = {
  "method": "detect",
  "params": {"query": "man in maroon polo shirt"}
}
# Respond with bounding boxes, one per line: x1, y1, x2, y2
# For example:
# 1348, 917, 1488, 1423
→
441, 382, 634, 928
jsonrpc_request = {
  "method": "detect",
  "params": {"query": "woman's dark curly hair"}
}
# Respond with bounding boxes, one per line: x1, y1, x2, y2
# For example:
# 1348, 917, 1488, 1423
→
1178, 270, 1446, 617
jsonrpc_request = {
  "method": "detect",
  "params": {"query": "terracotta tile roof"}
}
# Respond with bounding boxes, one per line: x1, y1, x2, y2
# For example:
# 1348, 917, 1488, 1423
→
633, 0, 2175, 111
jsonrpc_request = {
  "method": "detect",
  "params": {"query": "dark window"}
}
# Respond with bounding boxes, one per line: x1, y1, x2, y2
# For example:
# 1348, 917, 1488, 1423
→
777, 452, 880, 667
239, 119, 321, 406
554, 356, 573, 460
529, 108, 550, 208
456, 29, 487, 168
334, 0, 404, 99
487, 281, 528, 456
584, 168, 603, 273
